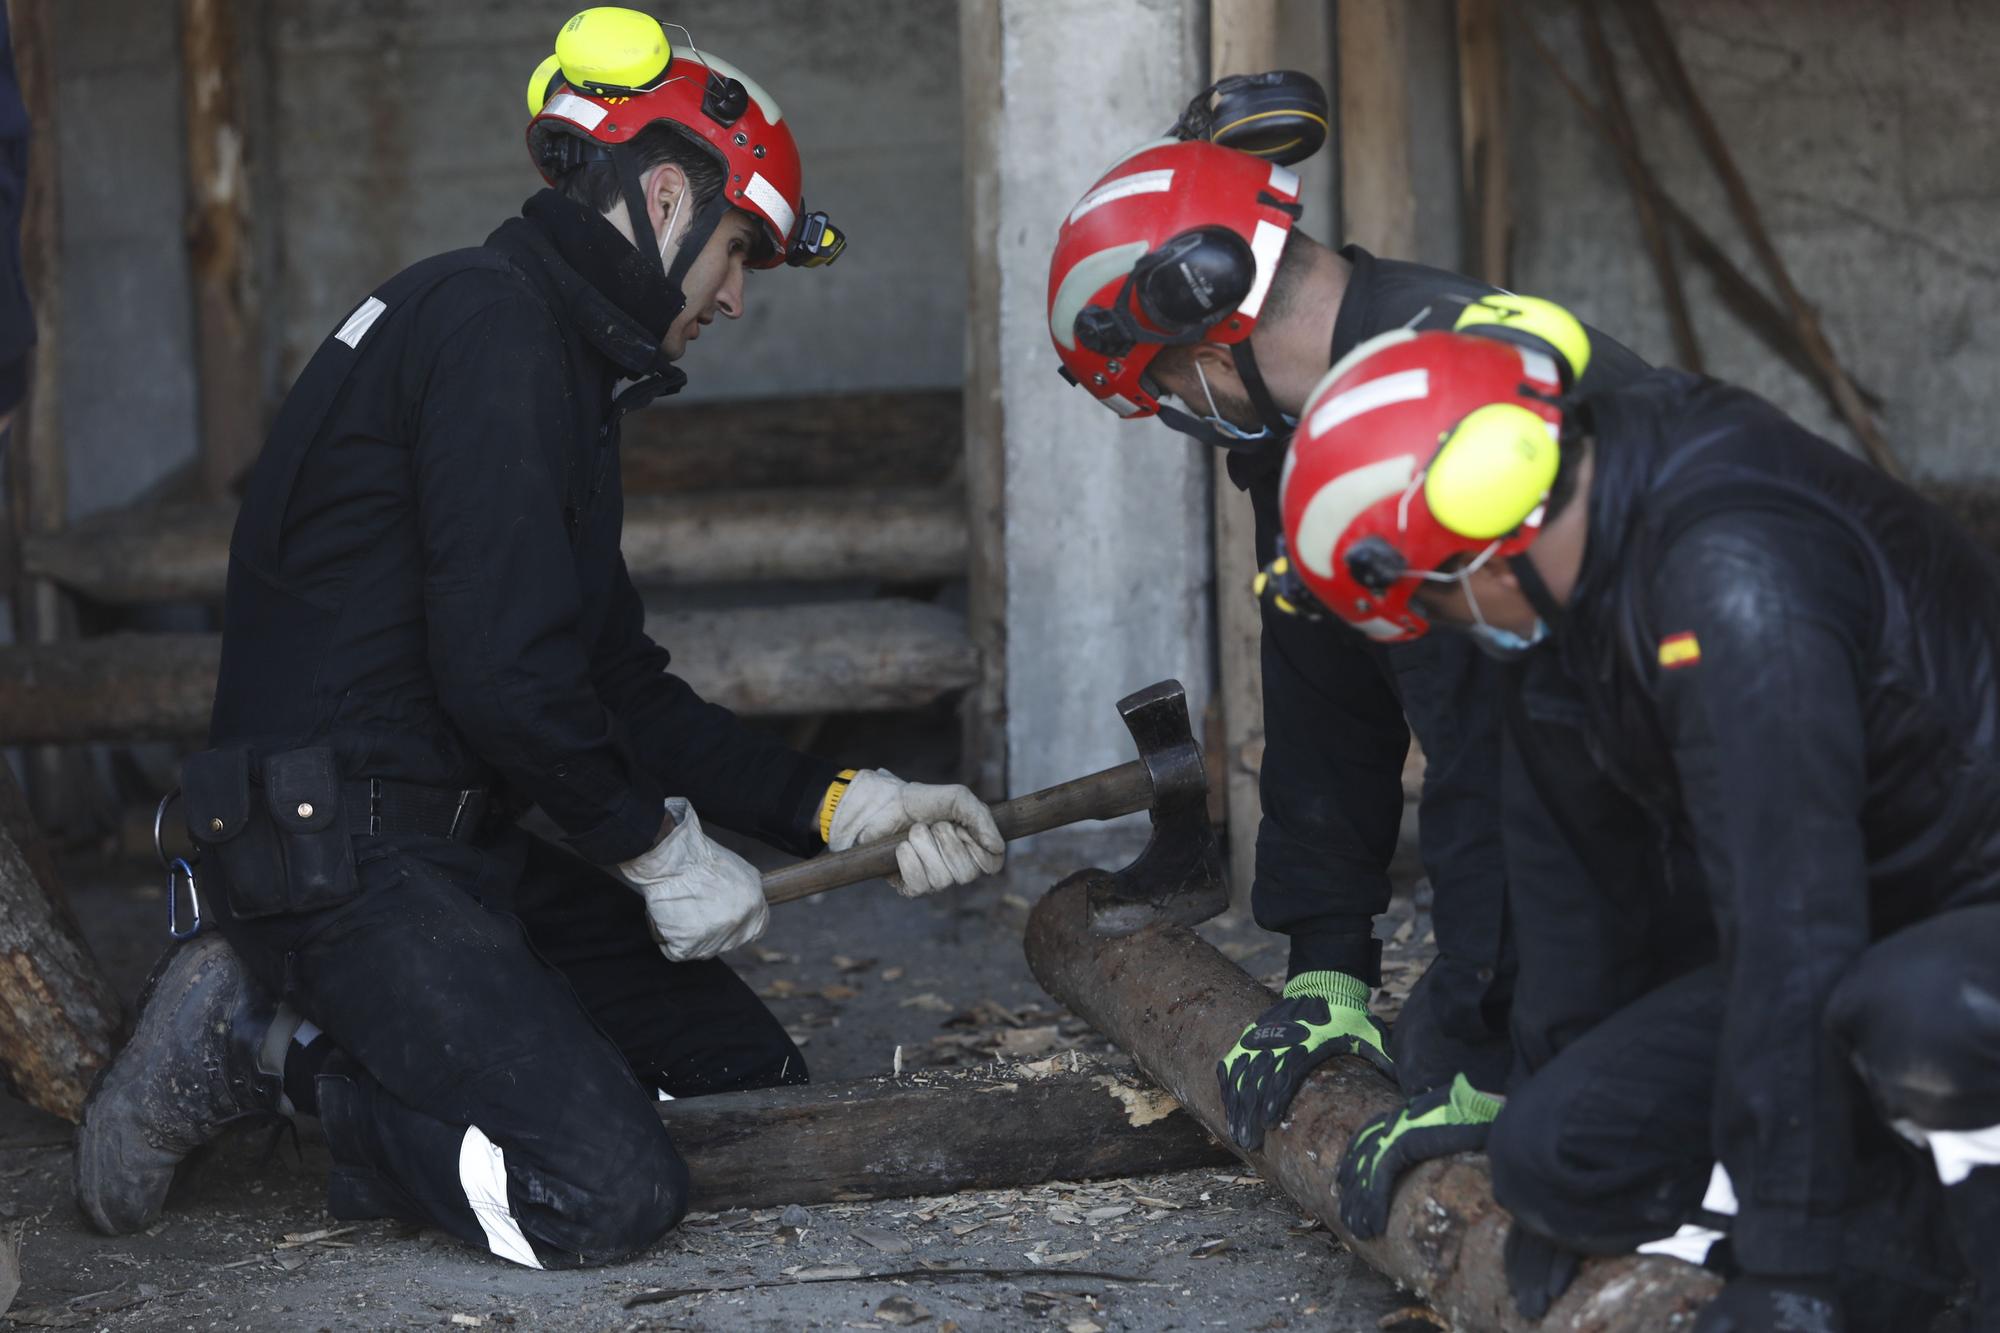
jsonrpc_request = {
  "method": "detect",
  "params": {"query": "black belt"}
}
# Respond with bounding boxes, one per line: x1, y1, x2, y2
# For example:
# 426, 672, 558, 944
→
341, 779, 487, 841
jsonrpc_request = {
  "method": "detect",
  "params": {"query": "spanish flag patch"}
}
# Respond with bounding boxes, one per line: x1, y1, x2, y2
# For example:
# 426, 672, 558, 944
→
1657, 631, 1702, 670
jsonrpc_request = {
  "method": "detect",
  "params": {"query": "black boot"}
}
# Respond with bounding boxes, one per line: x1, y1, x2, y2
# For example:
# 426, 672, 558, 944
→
74, 934, 292, 1235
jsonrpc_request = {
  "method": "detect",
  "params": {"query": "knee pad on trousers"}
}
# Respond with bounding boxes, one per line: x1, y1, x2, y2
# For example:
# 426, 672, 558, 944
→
556, 1115, 690, 1265
1828, 944, 2000, 1130
1486, 1080, 1578, 1236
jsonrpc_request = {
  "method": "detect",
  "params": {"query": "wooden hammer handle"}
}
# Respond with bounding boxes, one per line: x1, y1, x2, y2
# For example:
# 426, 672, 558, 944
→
761, 759, 1153, 905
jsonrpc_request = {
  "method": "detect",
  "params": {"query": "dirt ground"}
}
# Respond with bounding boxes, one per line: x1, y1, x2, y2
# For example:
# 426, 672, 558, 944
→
0, 711, 1440, 1332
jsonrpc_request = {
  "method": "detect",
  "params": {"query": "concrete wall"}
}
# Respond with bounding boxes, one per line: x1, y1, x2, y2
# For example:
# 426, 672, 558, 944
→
982, 0, 1216, 814
1503, 0, 2000, 483
267, 0, 962, 403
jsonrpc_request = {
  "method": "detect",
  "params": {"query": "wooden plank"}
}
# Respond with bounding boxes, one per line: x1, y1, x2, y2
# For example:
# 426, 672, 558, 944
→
958, 0, 1007, 801
1207, 0, 1283, 906
620, 391, 961, 495
1338, 0, 1416, 258
0, 600, 980, 744
179, 0, 266, 496
23, 488, 969, 605
659, 1057, 1231, 1210
0, 764, 121, 1122
1025, 879, 1722, 1330
1455, 0, 1511, 286
5, 0, 92, 835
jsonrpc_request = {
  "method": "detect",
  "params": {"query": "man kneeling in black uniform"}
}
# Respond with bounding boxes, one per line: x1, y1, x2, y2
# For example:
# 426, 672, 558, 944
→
74, 10, 1003, 1270
1276, 309, 1996, 1330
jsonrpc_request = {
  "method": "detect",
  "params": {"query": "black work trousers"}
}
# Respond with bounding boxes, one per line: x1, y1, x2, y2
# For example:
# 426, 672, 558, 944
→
1388, 956, 1515, 1097
1488, 906, 2000, 1328
216, 827, 804, 1269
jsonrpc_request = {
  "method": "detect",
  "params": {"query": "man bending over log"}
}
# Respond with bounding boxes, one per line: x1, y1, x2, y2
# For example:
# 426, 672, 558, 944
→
1275, 303, 1992, 1332
73, 7, 1002, 1269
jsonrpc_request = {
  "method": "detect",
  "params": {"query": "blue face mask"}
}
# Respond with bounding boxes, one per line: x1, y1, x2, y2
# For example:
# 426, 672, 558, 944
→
1466, 618, 1549, 660
1461, 568, 1549, 660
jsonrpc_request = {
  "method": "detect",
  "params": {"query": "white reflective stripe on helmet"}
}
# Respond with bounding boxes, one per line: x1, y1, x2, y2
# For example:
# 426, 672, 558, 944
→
743, 172, 796, 239
1237, 218, 1288, 320
459, 1125, 543, 1269
542, 90, 609, 132
1068, 169, 1176, 225
1293, 454, 1418, 580
1049, 241, 1149, 352
1307, 367, 1430, 439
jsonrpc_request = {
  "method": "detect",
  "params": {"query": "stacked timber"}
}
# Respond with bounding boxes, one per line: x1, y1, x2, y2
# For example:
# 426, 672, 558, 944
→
0, 392, 978, 743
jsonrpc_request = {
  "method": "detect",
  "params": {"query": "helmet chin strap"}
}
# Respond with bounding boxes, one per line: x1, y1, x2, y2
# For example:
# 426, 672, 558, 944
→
615, 144, 734, 325
1507, 550, 1567, 627
1230, 340, 1297, 438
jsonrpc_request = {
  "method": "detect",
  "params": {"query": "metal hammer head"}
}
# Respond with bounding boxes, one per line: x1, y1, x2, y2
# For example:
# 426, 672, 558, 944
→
1084, 679, 1227, 936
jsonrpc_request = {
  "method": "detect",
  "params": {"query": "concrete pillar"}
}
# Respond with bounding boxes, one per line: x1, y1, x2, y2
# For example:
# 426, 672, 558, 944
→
964, 0, 1213, 867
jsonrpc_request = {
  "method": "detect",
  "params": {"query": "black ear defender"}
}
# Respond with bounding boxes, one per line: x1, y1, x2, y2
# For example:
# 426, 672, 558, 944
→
1073, 226, 1257, 358
1172, 70, 1329, 166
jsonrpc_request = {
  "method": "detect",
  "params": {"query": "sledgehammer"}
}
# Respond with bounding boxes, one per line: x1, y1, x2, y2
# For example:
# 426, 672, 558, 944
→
759, 680, 1226, 935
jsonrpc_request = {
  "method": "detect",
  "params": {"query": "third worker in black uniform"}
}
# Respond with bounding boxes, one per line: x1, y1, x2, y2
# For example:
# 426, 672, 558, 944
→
1045, 124, 1649, 1149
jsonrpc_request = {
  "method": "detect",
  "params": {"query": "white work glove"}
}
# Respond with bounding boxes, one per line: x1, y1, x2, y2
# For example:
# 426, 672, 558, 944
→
826, 769, 1006, 898
616, 799, 768, 962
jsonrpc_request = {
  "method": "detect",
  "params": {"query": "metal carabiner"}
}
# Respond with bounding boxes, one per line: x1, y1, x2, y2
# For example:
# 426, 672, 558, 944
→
167, 857, 203, 940
153, 787, 181, 871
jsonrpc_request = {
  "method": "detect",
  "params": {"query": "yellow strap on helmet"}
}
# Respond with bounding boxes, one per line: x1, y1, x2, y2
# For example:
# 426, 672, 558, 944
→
1424, 403, 1561, 541
1453, 294, 1592, 385
526, 52, 563, 116
554, 7, 672, 98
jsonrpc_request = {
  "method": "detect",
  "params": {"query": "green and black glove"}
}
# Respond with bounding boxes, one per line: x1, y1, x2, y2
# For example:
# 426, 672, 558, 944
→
1216, 971, 1392, 1151
1336, 1073, 1502, 1238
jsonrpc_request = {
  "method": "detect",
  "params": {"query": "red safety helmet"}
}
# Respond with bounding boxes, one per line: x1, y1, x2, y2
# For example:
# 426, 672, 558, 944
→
525, 7, 844, 277
1274, 317, 1577, 643
1047, 139, 1304, 440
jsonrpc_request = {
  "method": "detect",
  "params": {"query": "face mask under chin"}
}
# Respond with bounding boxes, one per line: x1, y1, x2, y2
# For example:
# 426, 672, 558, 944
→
1460, 573, 1549, 660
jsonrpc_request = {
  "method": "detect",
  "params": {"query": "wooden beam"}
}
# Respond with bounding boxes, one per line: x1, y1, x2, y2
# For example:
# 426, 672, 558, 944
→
22, 488, 969, 606
659, 1057, 1230, 1210
958, 0, 1006, 801
620, 390, 961, 496
1206, 0, 1284, 906
1338, 0, 1416, 257
179, 0, 265, 497
1455, 0, 1511, 286
1024, 878, 1722, 1330
0, 600, 980, 744
0, 764, 121, 1122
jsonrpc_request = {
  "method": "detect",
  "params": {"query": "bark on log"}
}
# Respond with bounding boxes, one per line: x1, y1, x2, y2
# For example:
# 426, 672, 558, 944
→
621, 391, 960, 495
0, 600, 979, 743
658, 1056, 1231, 1210
1024, 878, 1720, 1331
23, 489, 967, 606
0, 765, 122, 1122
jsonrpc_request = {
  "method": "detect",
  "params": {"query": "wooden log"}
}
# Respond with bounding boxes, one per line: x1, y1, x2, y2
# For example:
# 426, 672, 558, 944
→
958, 0, 1007, 801
179, 0, 266, 498
621, 390, 961, 495
659, 1056, 1231, 1210
1456, 0, 1512, 286
1023, 877, 1721, 1331
1338, 1, 1416, 258
23, 488, 968, 606
0, 599, 980, 744
0, 764, 122, 1122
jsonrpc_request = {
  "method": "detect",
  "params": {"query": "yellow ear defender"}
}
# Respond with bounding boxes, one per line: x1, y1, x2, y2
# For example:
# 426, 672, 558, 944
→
529, 7, 673, 116
1453, 293, 1592, 386
1424, 402, 1562, 540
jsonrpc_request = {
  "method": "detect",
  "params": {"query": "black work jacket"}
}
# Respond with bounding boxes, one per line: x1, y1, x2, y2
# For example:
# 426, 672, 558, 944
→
1225, 246, 1648, 1030
1553, 369, 2000, 1275
210, 190, 839, 865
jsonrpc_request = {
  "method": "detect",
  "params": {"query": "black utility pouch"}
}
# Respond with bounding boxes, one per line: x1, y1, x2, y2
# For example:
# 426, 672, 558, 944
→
181, 745, 357, 919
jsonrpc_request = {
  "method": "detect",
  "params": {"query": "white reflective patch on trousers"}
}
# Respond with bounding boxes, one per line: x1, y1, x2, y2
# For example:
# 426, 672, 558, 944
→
1898, 1120, 2000, 1186
1636, 1163, 1736, 1266
458, 1125, 543, 1269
